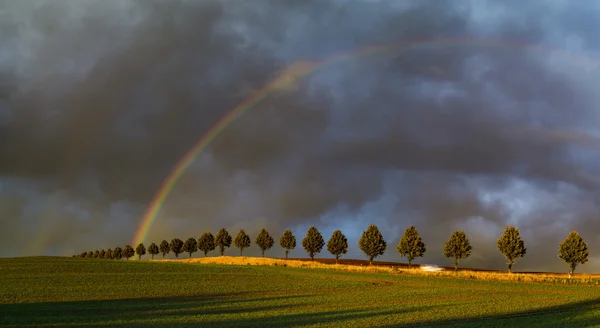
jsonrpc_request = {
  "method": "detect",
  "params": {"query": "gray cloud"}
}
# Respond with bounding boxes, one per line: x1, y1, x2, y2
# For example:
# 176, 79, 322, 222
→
1, 0, 599, 272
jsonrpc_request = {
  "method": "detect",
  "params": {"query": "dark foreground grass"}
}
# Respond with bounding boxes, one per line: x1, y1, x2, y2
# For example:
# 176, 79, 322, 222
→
1, 257, 599, 327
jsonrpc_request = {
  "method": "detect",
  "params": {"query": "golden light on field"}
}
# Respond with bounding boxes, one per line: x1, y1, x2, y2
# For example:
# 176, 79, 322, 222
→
154, 256, 600, 285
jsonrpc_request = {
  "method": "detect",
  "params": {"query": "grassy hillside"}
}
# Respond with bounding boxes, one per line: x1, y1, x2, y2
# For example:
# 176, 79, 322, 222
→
1, 257, 599, 327
166, 256, 600, 285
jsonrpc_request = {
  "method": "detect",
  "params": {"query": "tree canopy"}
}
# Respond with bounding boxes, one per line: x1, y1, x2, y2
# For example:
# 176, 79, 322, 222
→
358, 224, 387, 265
215, 228, 233, 256
496, 225, 526, 273
135, 243, 146, 260
113, 247, 123, 259
443, 230, 472, 270
123, 245, 135, 260
279, 229, 296, 260
302, 226, 325, 261
170, 238, 184, 258
148, 243, 159, 259
183, 237, 198, 258
159, 240, 170, 258
327, 230, 348, 263
255, 229, 274, 257
198, 232, 216, 257
558, 231, 589, 275
396, 226, 426, 268
234, 230, 251, 256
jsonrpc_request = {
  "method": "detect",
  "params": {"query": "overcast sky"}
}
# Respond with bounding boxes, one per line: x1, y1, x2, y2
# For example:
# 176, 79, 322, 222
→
1, 0, 599, 272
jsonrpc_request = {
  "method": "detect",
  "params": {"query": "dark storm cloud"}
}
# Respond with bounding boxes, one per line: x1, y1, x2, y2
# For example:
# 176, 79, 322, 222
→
1, 0, 599, 272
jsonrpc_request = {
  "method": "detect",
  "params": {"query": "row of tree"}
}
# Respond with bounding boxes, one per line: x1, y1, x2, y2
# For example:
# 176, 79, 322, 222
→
75, 225, 590, 274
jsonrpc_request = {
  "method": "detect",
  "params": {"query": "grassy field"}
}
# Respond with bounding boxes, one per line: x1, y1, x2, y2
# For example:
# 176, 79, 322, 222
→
1, 257, 600, 327
170, 256, 600, 285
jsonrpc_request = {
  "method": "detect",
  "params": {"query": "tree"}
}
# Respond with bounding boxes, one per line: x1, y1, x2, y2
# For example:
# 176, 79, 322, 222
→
444, 230, 472, 270
255, 228, 274, 257
327, 230, 348, 264
496, 225, 526, 273
93, 250, 100, 258
183, 237, 198, 258
87, 251, 94, 259
148, 243, 159, 259
302, 226, 325, 261
558, 231, 589, 276
170, 238, 184, 258
198, 232, 216, 257
99, 249, 106, 259
215, 228, 232, 256
105, 249, 113, 259
136, 243, 146, 260
234, 229, 251, 256
359, 224, 387, 265
113, 247, 122, 260
79, 251, 87, 258
279, 229, 296, 260
397, 226, 427, 268
159, 240, 170, 259
123, 245, 135, 260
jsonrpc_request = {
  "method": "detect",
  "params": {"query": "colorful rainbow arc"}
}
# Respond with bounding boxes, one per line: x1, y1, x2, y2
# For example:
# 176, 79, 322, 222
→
131, 36, 599, 248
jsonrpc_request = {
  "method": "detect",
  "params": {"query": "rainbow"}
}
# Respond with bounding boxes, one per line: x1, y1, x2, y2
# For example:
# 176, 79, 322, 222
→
132, 36, 598, 247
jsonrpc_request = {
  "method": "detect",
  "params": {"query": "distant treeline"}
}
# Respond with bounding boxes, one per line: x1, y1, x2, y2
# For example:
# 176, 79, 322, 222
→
74, 225, 590, 274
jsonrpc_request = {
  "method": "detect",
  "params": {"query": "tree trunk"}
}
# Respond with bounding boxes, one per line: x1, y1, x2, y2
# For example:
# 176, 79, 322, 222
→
138, 255, 141, 260
175, 253, 179, 259
240, 248, 243, 256
204, 251, 208, 257
261, 250, 265, 257
336, 255, 339, 264
508, 261, 513, 273
220, 247, 224, 256
189, 253, 192, 258
454, 258, 458, 271
369, 257, 373, 265
152, 254, 154, 259
285, 250, 289, 260
408, 259, 412, 268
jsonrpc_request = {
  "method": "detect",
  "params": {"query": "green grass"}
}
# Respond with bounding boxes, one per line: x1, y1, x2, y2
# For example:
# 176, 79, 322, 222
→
1, 257, 599, 327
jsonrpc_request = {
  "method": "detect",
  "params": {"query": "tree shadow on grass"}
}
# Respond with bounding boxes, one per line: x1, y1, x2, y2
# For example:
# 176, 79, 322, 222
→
387, 296, 600, 328
0, 294, 432, 328
2, 295, 599, 327
194, 307, 426, 328
0, 294, 309, 327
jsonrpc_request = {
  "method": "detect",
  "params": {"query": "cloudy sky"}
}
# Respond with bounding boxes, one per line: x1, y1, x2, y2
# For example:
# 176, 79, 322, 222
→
1, 0, 599, 272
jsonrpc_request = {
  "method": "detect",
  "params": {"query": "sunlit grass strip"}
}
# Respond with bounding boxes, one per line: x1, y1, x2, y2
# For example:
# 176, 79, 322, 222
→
154, 256, 600, 286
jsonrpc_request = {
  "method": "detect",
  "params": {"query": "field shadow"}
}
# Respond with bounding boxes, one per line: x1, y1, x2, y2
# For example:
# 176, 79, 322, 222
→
0, 294, 428, 328
1, 294, 599, 327
0, 294, 306, 327
388, 296, 600, 328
